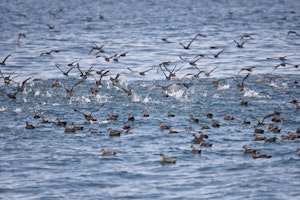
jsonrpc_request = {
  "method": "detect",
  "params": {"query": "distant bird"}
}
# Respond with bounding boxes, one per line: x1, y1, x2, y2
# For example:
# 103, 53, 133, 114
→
206, 111, 213, 118
100, 148, 116, 156
189, 114, 199, 123
64, 125, 75, 133
56, 118, 67, 126
113, 83, 132, 96
25, 122, 35, 129
0, 90, 19, 99
240, 34, 254, 40
167, 112, 175, 117
224, 114, 234, 120
55, 64, 75, 76
107, 111, 119, 120
74, 104, 104, 121
160, 153, 176, 163
252, 152, 272, 159
200, 140, 213, 147
47, 24, 56, 29
67, 59, 80, 67
41, 117, 51, 124
243, 118, 251, 124
128, 114, 135, 121
210, 49, 225, 58
77, 63, 93, 79
286, 31, 299, 39
168, 128, 179, 134
110, 72, 124, 84
0, 54, 11, 65
89, 43, 105, 55
127, 66, 154, 76
237, 66, 255, 75
239, 98, 248, 106
211, 120, 220, 128
39, 50, 59, 57
89, 128, 102, 134
108, 128, 123, 136
234, 39, 249, 48
237, 73, 250, 91
242, 145, 256, 154
94, 70, 110, 86
180, 33, 206, 50
179, 55, 202, 66
17, 33, 26, 42
191, 145, 201, 154
204, 66, 218, 77
142, 110, 149, 117
52, 80, 60, 87
71, 123, 84, 131
62, 79, 84, 97
159, 122, 171, 130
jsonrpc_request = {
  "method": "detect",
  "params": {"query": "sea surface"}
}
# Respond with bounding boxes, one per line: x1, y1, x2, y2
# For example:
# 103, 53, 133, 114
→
0, 0, 300, 199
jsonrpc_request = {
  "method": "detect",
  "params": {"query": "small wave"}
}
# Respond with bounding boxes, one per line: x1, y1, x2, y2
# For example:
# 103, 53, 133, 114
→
269, 82, 288, 89
132, 93, 151, 103
243, 89, 271, 99
14, 108, 22, 113
0, 106, 6, 111
217, 84, 231, 90
166, 89, 189, 102
45, 91, 52, 97
34, 90, 40, 96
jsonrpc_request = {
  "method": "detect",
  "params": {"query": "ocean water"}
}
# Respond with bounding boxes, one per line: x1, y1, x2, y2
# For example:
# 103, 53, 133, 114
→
0, 0, 300, 199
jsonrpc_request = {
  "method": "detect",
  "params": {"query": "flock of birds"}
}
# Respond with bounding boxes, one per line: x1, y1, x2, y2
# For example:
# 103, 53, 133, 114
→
1, 10, 300, 164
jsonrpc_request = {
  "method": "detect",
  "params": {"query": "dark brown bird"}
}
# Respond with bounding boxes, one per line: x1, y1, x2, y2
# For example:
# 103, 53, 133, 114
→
113, 83, 132, 96
237, 73, 250, 91
210, 49, 225, 58
62, 79, 84, 97
0, 90, 19, 99
179, 55, 202, 66
180, 33, 207, 50
25, 122, 35, 129
239, 98, 248, 106
55, 64, 75, 77
237, 66, 256, 75
100, 148, 116, 156
39, 50, 59, 57
74, 104, 104, 121
191, 145, 201, 154
89, 43, 105, 55
108, 128, 123, 136
189, 114, 199, 123
243, 145, 256, 154
160, 153, 176, 163
234, 39, 249, 48
56, 118, 67, 126
77, 63, 94, 79
0, 54, 11, 65
286, 31, 299, 39
18, 33, 26, 42
200, 140, 213, 147
127, 66, 154, 76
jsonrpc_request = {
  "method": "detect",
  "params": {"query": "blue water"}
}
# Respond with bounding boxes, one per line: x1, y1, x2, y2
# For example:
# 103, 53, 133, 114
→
1, 0, 300, 199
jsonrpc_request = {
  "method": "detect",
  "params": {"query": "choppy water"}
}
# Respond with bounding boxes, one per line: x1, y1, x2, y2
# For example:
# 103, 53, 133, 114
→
1, 0, 300, 199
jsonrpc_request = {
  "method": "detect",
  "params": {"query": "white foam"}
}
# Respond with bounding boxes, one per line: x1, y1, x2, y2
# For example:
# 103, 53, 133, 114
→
34, 90, 40, 96
167, 89, 189, 102
45, 91, 52, 97
217, 84, 231, 90
0, 106, 6, 111
243, 89, 271, 99
14, 108, 22, 113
